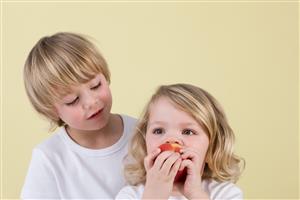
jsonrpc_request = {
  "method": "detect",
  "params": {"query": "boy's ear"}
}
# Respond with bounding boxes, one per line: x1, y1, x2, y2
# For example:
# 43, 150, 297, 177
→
51, 104, 60, 119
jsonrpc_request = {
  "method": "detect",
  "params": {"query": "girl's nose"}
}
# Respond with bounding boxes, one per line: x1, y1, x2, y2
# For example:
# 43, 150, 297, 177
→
164, 137, 183, 145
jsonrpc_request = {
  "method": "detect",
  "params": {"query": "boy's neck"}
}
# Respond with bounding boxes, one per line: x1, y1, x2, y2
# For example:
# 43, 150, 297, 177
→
65, 114, 123, 149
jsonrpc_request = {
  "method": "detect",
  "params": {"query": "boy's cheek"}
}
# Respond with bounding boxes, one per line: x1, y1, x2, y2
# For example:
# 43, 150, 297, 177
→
101, 90, 112, 103
71, 110, 83, 121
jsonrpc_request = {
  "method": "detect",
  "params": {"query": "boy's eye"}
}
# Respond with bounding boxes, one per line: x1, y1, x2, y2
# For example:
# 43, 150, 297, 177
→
182, 129, 195, 135
153, 128, 164, 135
65, 97, 79, 106
91, 82, 101, 90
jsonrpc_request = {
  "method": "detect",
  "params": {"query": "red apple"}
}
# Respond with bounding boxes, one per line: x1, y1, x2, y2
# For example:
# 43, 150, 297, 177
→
159, 143, 187, 182
159, 143, 181, 153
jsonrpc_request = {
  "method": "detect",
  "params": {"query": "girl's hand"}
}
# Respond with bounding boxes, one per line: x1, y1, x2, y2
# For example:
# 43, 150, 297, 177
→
142, 148, 182, 200
179, 147, 209, 199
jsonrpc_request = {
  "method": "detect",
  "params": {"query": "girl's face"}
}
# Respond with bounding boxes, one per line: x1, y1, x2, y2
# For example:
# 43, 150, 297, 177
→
54, 73, 112, 131
145, 97, 209, 165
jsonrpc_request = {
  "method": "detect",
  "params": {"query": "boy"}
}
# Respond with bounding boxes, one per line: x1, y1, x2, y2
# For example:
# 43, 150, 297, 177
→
21, 32, 136, 199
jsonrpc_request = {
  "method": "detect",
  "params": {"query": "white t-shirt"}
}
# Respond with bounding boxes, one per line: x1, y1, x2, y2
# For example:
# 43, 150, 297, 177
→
21, 114, 137, 199
116, 179, 243, 200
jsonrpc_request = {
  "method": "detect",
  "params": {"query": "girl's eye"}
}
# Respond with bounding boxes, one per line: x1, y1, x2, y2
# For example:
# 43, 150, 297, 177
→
182, 129, 195, 135
91, 82, 101, 90
65, 97, 79, 106
153, 128, 164, 135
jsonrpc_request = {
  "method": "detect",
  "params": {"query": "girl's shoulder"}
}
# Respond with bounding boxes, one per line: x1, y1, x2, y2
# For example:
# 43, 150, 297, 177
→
116, 184, 144, 199
203, 179, 243, 199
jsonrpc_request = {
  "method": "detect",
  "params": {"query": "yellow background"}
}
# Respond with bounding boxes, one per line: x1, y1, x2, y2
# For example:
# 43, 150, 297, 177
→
2, 2, 298, 199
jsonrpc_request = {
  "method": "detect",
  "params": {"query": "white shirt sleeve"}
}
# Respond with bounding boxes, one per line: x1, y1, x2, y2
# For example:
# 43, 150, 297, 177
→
115, 185, 143, 200
208, 181, 243, 200
21, 148, 60, 199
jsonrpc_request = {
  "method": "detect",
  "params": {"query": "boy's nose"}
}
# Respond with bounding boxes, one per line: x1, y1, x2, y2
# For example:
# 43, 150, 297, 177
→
83, 102, 92, 110
82, 95, 98, 110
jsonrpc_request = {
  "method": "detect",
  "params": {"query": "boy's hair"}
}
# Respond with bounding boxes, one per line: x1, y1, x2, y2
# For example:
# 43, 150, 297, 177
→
24, 32, 110, 129
125, 83, 244, 185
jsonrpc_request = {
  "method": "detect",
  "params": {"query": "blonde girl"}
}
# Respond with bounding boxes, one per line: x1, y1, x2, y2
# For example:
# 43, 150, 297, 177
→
116, 83, 244, 200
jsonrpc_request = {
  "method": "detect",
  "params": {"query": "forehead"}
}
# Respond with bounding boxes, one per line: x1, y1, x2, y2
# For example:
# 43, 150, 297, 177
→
59, 74, 103, 95
148, 97, 197, 124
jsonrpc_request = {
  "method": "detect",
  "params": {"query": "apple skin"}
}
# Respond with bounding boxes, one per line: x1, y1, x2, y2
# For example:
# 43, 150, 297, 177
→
159, 143, 181, 153
159, 143, 187, 182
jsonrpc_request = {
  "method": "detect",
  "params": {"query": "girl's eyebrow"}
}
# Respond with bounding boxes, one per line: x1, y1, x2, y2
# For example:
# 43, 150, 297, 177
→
148, 121, 167, 126
178, 122, 199, 127
148, 121, 200, 128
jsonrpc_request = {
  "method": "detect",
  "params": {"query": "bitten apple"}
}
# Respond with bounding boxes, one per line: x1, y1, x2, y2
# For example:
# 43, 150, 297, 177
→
159, 143, 187, 182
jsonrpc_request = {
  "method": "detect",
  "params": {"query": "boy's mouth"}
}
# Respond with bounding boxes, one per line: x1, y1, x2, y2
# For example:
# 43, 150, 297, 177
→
87, 108, 103, 120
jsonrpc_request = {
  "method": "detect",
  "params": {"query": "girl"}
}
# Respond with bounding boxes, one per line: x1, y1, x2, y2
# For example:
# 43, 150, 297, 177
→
21, 32, 137, 199
116, 83, 244, 199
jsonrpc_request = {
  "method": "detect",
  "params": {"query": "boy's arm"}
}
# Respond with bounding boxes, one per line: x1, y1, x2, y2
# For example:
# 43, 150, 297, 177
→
21, 148, 60, 199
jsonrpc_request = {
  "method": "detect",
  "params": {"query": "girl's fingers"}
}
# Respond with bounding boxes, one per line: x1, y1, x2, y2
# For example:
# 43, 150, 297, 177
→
152, 151, 175, 171
144, 148, 161, 171
180, 148, 203, 166
169, 157, 182, 178
179, 159, 193, 172
160, 152, 181, 174
180, 148, 201, 159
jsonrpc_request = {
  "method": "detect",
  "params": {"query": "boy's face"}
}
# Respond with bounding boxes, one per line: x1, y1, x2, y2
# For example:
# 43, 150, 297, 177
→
145, 97, 209, 169
54, 73, 112, 131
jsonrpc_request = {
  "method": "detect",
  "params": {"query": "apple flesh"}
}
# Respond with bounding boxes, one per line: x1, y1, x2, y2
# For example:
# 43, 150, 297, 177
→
159, 143, 187, 182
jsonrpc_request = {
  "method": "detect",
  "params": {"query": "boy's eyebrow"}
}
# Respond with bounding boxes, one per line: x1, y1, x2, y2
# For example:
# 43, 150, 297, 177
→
61, 94, 77, 102
89, 74, 101, 84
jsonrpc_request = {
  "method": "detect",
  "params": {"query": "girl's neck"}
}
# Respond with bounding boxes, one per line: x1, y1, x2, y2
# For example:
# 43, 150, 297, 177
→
65, 114, 123, 149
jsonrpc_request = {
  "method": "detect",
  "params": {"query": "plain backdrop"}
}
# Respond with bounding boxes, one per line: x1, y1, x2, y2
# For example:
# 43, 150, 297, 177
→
2, 1, 299, 199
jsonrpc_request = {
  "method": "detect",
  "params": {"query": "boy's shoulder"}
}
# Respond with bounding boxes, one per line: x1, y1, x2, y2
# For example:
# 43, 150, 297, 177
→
121, 114, 137, 124
120, 114, 137, 135
34, 127, 67, 156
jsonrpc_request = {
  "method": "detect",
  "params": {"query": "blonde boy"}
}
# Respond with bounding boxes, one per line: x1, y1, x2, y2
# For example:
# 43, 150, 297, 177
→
21, 32, 136, 199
